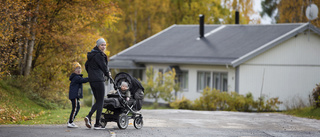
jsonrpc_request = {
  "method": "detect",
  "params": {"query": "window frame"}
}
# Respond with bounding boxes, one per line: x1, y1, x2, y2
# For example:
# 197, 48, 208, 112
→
197, 71, 211, 92
197, 71, 228, 92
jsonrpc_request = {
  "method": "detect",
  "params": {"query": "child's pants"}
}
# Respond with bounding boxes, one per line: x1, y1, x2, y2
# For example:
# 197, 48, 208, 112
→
69, 98, 80, 123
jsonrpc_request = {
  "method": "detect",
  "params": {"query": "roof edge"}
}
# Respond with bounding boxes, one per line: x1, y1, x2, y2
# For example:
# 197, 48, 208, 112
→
309, 23, 320, 35
231, 23, 310, 67
110, 24, 177, 60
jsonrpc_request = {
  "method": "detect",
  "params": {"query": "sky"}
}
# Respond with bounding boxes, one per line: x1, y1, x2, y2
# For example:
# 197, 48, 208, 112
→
253, 0, 272, 24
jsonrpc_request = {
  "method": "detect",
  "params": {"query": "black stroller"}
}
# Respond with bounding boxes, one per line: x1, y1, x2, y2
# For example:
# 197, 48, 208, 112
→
101, 72, 144, 129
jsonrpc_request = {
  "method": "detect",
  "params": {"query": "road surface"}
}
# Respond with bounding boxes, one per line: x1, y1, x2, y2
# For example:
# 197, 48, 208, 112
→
1, 109, 320, 137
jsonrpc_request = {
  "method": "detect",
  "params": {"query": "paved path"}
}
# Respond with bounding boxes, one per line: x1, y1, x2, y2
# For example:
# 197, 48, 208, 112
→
1, 109, 320, 137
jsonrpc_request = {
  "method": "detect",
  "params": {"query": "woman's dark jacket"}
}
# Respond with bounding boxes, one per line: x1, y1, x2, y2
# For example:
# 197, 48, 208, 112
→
85, 46, 110, 82
69, 73, 89, 99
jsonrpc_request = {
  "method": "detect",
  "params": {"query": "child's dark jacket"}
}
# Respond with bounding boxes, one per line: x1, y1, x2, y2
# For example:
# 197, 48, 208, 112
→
69, 73, 88, 99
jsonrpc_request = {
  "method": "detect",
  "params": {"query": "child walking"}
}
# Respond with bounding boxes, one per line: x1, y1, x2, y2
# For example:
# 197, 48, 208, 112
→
68, 62, 89, 128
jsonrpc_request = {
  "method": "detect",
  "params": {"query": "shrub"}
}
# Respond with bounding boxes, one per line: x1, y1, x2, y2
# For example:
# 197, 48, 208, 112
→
192, 88, 222, 110
169, 96, 192, 109
243, 93, 255, 112
312, 84, 320, 108
171, 88, 282, 112
255, 95, 282, 112
265, 97, 282, 111
225, 91, 245, 111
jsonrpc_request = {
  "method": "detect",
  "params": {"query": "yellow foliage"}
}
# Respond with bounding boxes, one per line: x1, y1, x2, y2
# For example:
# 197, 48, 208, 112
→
278, 0, 320, 28
142, 66, 180, 108
170, 96, 192, 109
0, 0, 121, 79
0, 0, 121, 111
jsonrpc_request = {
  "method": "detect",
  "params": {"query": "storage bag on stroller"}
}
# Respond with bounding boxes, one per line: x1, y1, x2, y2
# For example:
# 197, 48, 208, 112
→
103, 97, 121, 110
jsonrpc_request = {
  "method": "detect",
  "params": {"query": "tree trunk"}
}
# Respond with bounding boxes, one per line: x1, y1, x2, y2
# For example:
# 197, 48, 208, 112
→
24, 1, 39, 76
25, 33, 35, 76
133, 10, 137, 45
18, 38, 26, 75
147, 16, 151, 37
22, 20, 30, 76
154, 97, 159, 109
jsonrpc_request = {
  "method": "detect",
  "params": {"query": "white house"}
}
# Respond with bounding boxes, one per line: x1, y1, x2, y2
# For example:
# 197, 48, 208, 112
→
109, 22, 320, 110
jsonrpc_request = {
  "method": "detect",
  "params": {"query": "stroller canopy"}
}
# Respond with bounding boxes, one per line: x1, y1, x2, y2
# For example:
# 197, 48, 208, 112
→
113, 72, 144, 93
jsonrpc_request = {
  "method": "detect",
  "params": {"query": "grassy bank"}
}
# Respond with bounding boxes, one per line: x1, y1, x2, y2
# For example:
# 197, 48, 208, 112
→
0, 80, 45, 124
0, 80, 166, 125
0, 80, 93, 125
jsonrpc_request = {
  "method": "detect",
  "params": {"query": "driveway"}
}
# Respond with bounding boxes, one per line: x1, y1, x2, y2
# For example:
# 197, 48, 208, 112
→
1, 109, 320, 137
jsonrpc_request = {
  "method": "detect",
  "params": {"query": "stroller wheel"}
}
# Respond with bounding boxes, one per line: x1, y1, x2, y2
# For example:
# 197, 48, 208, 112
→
100, 113, 107, 128
134, 117, 143, 129
117, 113, 128, 129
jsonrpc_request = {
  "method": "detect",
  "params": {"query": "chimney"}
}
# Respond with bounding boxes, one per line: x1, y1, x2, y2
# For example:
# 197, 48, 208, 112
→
199, 14, 204, 38
235, 10, 239, 24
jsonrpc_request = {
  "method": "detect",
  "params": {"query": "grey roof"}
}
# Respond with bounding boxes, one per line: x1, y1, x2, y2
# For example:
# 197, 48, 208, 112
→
108, 60, 145, 69
110, 23, 320, 68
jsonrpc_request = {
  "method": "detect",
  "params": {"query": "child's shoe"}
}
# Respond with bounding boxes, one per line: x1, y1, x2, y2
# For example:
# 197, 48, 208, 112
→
67, 122, 78, 128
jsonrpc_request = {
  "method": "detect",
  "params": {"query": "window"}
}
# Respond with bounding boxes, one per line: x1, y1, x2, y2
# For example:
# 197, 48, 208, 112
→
132, 69, 143, 80
197, 71, 228, 92
197, 71, 211, 91
221, 73, 228, 91
178, 71, 188, 91
212, 73, 228, 91
213, 73, 220, 90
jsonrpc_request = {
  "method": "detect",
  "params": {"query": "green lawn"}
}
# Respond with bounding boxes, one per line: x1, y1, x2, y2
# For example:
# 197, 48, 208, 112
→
19, 106, 92, 125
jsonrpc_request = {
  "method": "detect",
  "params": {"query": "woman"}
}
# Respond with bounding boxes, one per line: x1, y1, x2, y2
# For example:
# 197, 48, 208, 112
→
84, 38, 111, 130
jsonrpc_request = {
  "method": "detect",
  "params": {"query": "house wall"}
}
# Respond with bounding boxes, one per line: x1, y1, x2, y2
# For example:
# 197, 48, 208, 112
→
143, 64, 236, 103
238, 33, 320, 110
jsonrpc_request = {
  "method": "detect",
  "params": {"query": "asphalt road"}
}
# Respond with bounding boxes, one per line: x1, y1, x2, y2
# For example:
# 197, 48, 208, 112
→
1, 109, 320, 137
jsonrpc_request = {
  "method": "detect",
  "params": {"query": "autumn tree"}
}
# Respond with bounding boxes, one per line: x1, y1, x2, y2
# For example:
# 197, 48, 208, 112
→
277, 0, 320, 28
142, 66, 179, 108
223, 0, 260, 24
261, 0, 320, 27
0, 0, 28, 77
106, 0, 260, 56
106, 0, 170, 54
0, 0, 121, 107
168, 0, 231, 24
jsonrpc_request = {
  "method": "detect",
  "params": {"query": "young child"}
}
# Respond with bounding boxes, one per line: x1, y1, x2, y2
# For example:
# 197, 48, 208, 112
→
120, 81, 131, 101
68, 62, 88, 128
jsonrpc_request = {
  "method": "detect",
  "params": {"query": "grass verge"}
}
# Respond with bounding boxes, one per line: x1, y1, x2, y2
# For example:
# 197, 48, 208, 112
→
282, 107, 320, 120
20, 107, 92, 125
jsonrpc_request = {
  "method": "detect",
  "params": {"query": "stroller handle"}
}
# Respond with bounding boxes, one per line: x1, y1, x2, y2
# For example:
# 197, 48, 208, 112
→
109, 77, 123, 98
109, 77, 119, 90
109, 77, 115, 85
